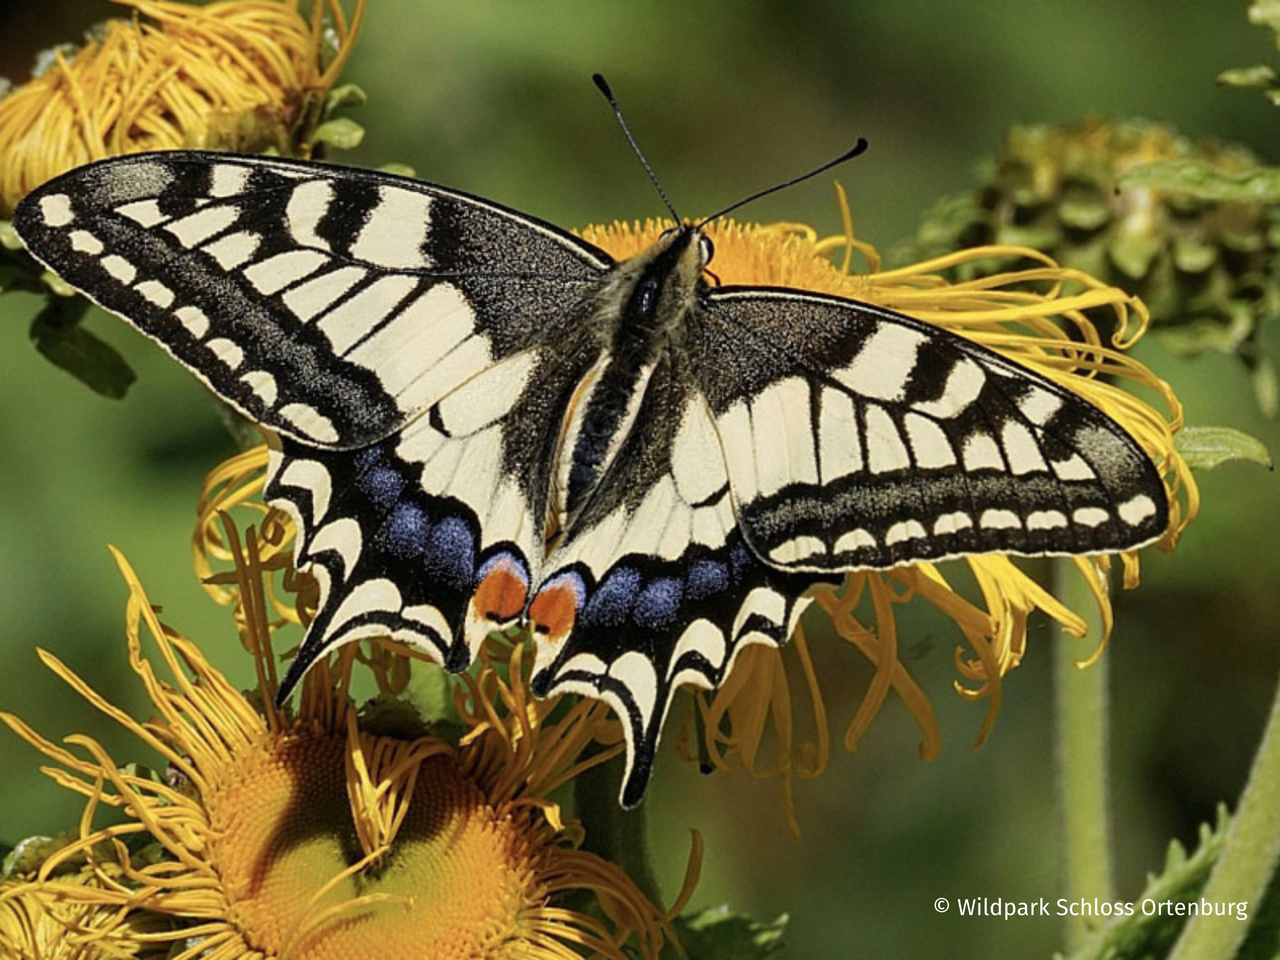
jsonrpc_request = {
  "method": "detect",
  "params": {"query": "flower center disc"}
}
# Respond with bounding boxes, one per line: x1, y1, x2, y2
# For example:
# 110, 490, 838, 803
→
208, 731, 543, 959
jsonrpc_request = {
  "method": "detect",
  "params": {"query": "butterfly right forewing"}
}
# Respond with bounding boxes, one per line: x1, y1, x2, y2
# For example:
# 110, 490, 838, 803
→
693, 287, 1169, 572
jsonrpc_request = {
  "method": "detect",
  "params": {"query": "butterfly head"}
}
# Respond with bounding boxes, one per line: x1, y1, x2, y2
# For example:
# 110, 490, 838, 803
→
658, 224, 715, 271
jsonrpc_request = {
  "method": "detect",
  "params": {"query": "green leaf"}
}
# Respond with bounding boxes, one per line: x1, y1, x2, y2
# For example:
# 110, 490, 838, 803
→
40, 269, 75, 298
378, 162, 417, 178
1217, 65, 1278, 88
1150, 308, 1254, 356
29, 296, 136, 399
1176, 426, 1273, 471
1058, 198, 1112, 231
1237, 846, 1280, 959
324, 82, 367, 117
408, 654, 459, 724
1109, 230, 1163, 279
0, 219, 20, 251
1062, 807, 1232, 960
672, 906, 788, 959
2, 832, 79, 878
1250, 0, 1280, 33
1119, 160, 1280, 203
1254, 357, 1280, 419
311, 117, 365, 150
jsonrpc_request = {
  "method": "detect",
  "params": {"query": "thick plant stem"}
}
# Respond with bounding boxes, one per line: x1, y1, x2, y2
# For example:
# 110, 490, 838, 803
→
1054, 559, 1115, 952
574, 753, 664, 907
1169, 673, 1280, 960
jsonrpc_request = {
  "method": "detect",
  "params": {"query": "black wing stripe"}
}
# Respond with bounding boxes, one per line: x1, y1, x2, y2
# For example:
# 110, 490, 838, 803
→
697, 287, 1168, 571
14, 151, 614, 449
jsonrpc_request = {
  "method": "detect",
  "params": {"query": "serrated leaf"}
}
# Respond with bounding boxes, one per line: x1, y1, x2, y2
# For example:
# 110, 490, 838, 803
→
673, 905, 788, 959
324, 82, 367, 117
1119, 159, 1280, 203
1176, 426, 1273, 470
311, 117, 365, 150
30, 297, 136, 399
1218, 65, 1278, 88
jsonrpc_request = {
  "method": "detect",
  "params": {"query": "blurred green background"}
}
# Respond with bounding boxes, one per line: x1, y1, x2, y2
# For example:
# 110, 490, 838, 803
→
1, 2, 1278, 956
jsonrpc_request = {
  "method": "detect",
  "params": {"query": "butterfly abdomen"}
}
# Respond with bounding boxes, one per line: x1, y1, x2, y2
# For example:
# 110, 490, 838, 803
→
560, 228, 711, 525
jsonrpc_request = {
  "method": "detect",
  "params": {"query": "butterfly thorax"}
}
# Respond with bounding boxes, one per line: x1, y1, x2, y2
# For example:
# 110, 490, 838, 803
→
557, 227, 710, 531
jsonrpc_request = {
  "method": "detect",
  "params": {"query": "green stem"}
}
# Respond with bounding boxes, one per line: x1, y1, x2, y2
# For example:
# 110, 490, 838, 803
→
574, 753, 664, 907
1054, 559, 1115, 951
1169, 672, 1280, 960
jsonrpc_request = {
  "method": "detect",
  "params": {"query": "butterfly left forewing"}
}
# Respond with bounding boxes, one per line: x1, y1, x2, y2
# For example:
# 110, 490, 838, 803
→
15, 151, 612, 448
694, 287, 1169, 572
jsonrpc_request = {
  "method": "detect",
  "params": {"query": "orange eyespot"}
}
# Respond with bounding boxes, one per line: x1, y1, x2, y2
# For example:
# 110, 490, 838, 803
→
474, 558, 528, 623
528, 579, 581, 642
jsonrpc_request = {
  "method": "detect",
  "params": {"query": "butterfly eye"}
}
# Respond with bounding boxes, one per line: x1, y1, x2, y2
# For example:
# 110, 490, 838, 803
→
698, 234, 715, 265
659, 226, 679, 243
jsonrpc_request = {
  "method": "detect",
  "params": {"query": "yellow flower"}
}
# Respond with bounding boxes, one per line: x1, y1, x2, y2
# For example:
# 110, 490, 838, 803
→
2, 477, 696, 959
0, 865, 171, 958
581, 188, 1195, 835
0, 0, 366, 214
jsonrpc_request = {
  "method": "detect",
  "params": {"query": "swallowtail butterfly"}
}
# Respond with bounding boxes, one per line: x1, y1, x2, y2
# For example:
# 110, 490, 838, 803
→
14, 122, 1167, 806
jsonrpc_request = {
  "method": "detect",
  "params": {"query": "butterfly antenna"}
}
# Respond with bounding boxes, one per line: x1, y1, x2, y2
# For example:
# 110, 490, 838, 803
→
695, 138, 869, 229
593, 73, 681, 222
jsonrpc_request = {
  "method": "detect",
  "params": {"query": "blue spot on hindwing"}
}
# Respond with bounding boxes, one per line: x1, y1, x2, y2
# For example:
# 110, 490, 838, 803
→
423, 514, 476, 590
633, 577, 683, 629
357, 464, 406, 509
352, 445, 384, 471
729, 540, 755, 584
685, 559, 729, 600
375, 502, 430, 559
477, 548, 529, 586
582, 567, 642, 628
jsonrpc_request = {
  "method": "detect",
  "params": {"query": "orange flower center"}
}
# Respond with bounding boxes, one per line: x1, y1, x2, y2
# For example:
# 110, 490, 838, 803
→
207, 730, 545, 959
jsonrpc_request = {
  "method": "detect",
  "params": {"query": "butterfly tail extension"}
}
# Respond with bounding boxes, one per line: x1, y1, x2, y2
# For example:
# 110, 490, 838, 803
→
528, 549, 822, 806
265, 435, 536, 704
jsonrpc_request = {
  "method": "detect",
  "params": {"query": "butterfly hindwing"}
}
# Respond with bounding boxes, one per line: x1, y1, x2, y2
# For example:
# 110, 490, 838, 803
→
15, 152, 611, 447
694, 288, 1169, 571
529, 353, 826, 805
270, 330, 609, 689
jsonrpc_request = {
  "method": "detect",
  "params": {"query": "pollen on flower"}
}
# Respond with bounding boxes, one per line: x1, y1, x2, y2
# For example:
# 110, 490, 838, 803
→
1, 498, 688, 960
211, 731, 544, 960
